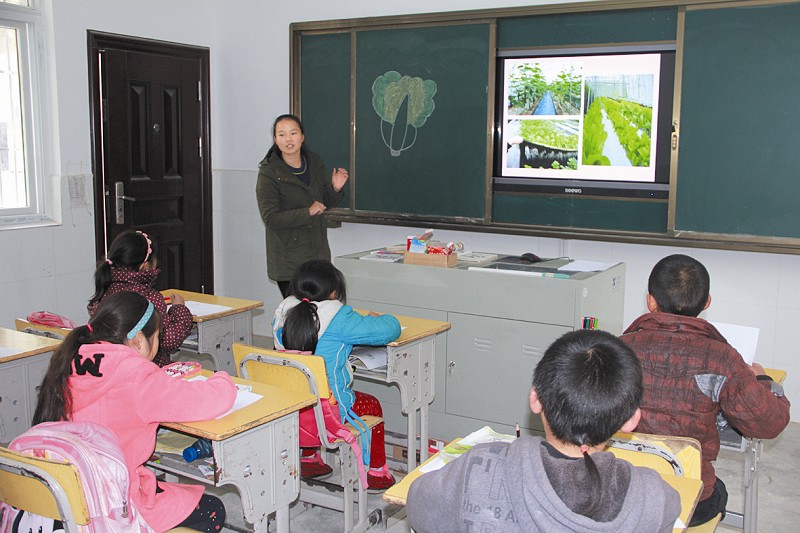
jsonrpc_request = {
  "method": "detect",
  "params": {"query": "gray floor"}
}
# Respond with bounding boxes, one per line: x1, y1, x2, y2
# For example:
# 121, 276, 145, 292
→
208, 421, 800, 532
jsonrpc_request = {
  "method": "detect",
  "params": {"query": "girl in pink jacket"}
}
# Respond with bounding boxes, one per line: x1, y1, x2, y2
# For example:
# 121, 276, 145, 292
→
34, 291, 237, 532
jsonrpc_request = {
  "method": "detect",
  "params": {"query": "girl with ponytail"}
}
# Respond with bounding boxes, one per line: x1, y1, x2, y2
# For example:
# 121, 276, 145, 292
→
35, 291, 237, 532
88, 229, 192, 367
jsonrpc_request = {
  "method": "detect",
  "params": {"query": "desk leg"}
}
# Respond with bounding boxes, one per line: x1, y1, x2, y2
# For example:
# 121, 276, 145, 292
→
743, 438, 761, 533
213, 413, 299, 533
387, 337, 436, 473
196, 312, 253, 375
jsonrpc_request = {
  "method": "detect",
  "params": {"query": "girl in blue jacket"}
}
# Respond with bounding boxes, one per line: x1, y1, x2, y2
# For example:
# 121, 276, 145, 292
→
273, 259, 401, 490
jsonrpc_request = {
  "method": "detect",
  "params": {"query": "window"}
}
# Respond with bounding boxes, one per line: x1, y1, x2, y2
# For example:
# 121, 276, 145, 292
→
0, 0, 58, 227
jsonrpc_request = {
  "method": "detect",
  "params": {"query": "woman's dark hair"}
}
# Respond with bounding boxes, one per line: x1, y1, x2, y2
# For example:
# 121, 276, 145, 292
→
533, 330, 643, 518
265, 113, 309, 160
33, 291, 162, 425
648, 254, 710, 317
282, 259, 347, 353
89, 230, 157, 305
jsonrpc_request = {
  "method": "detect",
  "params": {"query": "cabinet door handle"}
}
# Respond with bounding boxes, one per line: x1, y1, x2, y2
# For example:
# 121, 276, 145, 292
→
448, 360, 456, 368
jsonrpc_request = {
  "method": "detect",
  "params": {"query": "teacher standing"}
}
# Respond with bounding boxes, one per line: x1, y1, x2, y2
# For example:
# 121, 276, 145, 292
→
256, 114, 349, 297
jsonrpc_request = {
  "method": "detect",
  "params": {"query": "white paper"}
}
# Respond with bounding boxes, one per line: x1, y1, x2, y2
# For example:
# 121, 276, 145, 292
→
350, 345, 388, 370
674, 518, 686, 529
557, 260, 616, 272
183, 300, 233, 316
709, 321, 759, 365
215, 389, 262, 419
187, 376, 263, 418
419, 456, 447, 473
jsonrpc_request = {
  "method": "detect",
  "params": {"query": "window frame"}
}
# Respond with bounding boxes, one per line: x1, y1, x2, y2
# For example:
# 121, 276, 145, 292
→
0, 0, 59, 228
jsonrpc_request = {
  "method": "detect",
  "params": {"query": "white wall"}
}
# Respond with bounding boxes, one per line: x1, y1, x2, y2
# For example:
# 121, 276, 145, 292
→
2, 0, 798, 420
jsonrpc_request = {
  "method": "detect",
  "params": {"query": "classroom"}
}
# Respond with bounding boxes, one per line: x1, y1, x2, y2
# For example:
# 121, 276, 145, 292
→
0, 0, 798, 531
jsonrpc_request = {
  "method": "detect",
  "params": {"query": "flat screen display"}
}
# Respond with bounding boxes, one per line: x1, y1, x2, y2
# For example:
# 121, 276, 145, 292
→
493, 46, 675, 199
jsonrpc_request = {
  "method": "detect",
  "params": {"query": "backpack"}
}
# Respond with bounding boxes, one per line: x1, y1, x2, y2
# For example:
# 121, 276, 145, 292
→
0, 421, 154, 533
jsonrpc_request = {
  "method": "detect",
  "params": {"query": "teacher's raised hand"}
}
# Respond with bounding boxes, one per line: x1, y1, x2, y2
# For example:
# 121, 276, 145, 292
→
332, 167, 349, 192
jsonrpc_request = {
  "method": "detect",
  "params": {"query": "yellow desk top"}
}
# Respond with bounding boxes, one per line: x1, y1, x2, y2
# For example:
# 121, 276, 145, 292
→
765, 367, 786, 384
354, 310, 450, 346
385, 439, 702, 533
161, 371, 315, 440
0, 327, 61, 363
163, 289, 263, 323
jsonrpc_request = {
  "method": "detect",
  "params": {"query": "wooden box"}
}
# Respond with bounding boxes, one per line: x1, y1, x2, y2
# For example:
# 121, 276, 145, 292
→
403, 251, 457, 268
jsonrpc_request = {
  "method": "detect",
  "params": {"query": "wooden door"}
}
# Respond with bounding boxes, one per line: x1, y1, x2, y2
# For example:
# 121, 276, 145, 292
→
88, 32, 213, 293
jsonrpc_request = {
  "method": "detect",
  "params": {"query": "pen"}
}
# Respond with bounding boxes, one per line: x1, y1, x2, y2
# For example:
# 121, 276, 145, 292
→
516, 423, 521, 438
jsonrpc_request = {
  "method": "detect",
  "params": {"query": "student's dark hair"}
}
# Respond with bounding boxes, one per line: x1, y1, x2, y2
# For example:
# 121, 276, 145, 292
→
533, 329, 643, 518
648, 254, 710, 317
89, 230, 157, 306
282, 259, 347, 353
265, 113, 309, 160
33, 292, 162, 425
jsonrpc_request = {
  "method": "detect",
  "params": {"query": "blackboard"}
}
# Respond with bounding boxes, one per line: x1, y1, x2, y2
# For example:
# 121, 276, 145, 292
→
354, 23, 490, 219
300, 32, 352, 208
294, 1, 800, 249
675, 3, 800, 238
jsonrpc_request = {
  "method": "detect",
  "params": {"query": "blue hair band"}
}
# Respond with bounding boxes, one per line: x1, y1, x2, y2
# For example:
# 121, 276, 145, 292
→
127, 301, 154, 340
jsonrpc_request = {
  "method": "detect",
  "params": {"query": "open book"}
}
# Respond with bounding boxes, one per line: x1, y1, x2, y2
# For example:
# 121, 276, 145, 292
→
349, 345, 388, 370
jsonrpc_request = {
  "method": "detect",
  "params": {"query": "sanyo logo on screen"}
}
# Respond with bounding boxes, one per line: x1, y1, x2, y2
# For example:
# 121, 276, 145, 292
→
564, 187, 583, 194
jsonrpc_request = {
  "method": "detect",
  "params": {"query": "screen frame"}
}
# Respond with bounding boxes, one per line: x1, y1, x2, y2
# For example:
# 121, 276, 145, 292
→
492, 43, 677, 200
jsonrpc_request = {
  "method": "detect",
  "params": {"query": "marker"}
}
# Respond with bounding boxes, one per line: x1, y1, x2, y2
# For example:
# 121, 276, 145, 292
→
516, 423, 521, 438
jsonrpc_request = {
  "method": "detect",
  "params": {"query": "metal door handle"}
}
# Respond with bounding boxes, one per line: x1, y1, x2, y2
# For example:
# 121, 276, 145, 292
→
114, 182, 136, 224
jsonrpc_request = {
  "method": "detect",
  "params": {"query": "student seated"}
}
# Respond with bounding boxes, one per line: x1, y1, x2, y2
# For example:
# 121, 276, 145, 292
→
621, 253, 790, 526
406, 330, 680, 533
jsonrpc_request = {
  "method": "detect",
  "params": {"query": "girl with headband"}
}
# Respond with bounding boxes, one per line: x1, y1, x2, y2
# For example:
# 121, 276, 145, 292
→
34, 291, 237, 532
88, 229, 192, 366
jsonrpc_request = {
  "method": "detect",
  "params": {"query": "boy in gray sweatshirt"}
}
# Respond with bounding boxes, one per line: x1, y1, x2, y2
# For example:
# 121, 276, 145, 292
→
407, 330, 681, 533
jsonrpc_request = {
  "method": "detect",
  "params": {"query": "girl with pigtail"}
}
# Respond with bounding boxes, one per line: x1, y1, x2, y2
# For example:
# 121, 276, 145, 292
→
88, 229, 192, 366
33, 291, 236, 532
272, 259, 401, 490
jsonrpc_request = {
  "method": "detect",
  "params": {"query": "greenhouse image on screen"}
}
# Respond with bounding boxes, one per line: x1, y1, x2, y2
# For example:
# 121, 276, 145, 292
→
506, 60, 582, 117
582, 74, 655, 167
499, 52, 662, 183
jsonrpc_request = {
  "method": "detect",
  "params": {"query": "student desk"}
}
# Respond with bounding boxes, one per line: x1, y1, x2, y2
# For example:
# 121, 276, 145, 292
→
352, 312, 450, 473
0, 328, 60, 443
384, 439, 703, 533
150, 372, 316, 533
719, 367, 786, 533
164, 289, 263, 375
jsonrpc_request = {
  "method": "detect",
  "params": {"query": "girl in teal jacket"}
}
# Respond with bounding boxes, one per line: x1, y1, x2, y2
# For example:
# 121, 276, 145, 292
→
273, 259, 401, 490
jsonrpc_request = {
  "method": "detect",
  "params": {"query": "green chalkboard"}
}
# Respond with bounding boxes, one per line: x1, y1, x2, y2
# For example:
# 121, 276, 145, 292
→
300, 32, 352, 208
498, 7, 678, 48
353, 24, 490, 219
676, 3, 800, 238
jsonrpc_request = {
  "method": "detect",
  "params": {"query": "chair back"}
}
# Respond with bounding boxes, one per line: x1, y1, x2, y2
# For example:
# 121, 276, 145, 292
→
0, 446, 90, 532
607, 431, 702, 479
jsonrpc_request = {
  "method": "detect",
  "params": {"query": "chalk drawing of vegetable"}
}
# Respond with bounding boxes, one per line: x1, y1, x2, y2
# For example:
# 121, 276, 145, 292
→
372, 71, 437, 157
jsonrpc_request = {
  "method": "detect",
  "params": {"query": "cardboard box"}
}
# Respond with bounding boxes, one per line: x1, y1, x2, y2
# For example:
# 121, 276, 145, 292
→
403, 251, 457, 268
384, 431, 445, 473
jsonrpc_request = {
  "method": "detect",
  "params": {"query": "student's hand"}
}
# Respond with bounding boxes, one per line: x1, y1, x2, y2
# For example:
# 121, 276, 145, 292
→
750, 362, 766, 376
308, 200, 326, 216
170, 293, 186, 306
332, 167, 349, 192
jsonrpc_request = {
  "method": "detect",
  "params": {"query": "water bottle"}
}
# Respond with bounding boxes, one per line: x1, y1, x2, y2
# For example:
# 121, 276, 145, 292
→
182, 438, 213, 462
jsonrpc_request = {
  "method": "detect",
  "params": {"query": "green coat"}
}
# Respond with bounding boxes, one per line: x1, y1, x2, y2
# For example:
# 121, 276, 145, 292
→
256, 149, 344, 282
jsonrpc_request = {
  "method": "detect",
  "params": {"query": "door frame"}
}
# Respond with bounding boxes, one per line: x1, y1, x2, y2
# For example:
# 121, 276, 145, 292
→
87, 31, 214, 292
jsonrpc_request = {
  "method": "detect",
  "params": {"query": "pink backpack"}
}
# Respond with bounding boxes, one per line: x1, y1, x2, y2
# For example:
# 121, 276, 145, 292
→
0, 421, 153, 533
